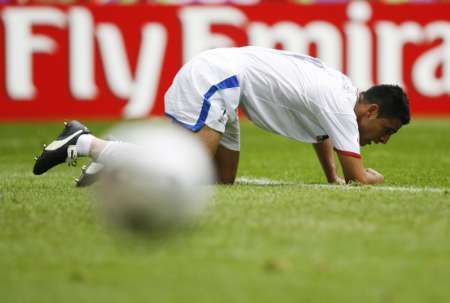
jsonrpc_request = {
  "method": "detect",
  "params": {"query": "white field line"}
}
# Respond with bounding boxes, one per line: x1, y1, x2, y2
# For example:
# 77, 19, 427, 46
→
236, 177, 449, 194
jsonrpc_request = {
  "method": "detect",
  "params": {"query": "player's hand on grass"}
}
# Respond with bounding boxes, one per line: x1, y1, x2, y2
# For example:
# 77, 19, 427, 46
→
365, 168, 384, 184
337, 153, 385, 185
330, 176, 346, 185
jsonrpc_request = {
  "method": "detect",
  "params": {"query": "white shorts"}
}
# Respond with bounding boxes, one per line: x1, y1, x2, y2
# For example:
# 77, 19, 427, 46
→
164, 52, 242, 151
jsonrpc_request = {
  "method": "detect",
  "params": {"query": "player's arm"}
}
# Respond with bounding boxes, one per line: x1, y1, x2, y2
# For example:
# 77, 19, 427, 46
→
336, 152, 384, 185
313, 138, 345, 184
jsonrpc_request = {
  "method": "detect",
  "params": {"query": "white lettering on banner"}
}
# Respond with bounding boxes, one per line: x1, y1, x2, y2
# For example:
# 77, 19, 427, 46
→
412, 22, 450, 97
375, 22, 423, 89
1, 6, 168, 117
345, 1, 373, 90
69, 7, 97, 99
171, 0, 259, 4
2, 3, 450, 118
96, 23, 167, 118
2, 7, 66, 99
97, 24, 133, 99
180, 3, 450, 98
248, 21, 342, 71
179, 7, 246, 62
123, 24, 167, 118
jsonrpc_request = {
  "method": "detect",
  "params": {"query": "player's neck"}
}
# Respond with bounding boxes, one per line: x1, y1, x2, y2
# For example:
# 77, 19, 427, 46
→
354, 94, 364, 123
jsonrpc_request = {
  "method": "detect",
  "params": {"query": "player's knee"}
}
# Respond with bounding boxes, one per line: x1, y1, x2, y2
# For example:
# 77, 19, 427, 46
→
196, 126, 222, 155
218, 174, 236, 185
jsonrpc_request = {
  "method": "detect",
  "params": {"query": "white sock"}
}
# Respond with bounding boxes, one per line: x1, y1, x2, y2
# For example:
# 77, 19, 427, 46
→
76, 134, 94, 156
96, 141, 138, 164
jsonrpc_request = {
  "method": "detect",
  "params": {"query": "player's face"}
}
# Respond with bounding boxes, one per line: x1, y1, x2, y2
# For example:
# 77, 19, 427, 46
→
358, 116, 402, 146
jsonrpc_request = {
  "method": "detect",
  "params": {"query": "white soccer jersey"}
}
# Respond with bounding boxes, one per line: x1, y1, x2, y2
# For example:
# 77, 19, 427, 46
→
235, 47, 360, 157
165, 46, 361, 157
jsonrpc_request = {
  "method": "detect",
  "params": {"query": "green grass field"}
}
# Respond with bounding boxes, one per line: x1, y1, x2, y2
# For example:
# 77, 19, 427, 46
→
0, 119, 449, 303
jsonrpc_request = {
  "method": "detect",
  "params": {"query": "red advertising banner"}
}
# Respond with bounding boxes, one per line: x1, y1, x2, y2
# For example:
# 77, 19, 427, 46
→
1, 2, 450, 120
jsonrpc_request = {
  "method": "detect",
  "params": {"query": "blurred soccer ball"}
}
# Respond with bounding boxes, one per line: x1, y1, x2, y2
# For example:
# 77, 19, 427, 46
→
95, 120, 215, 234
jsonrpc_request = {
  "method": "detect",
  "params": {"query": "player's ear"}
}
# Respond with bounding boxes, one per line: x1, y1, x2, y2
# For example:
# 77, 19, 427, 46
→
367, 104, 379, 119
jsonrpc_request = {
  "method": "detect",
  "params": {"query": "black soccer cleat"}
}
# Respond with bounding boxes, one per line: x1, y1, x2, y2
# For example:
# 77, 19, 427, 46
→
33, 120, 90, 175
75, 161, 104, 187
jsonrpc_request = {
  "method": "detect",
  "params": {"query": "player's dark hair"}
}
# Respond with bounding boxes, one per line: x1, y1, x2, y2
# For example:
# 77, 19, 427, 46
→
361, 85, 410, 125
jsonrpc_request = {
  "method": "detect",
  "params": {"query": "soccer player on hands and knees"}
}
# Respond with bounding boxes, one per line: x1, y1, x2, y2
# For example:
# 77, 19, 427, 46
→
33, 46, 410, 186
